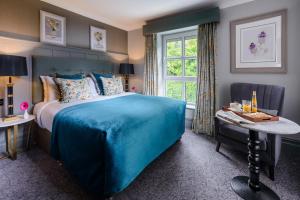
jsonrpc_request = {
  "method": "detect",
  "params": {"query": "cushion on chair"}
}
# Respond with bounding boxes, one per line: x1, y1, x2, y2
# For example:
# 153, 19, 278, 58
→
219, 124, 268, 150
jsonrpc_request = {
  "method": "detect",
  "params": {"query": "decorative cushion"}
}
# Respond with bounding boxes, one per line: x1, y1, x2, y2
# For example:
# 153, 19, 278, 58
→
90, 73, 113, 95
54, 78, 93, 103
101, 77, 124, 96
55, 73, 85, 79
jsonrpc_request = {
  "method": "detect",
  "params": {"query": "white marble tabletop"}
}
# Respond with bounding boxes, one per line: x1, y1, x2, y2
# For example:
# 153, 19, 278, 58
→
0, 115, 35, 128
216, 110, 300, 135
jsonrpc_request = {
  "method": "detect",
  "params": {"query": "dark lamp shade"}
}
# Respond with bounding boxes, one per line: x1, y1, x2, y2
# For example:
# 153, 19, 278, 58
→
0, 55, 28, 76
119, 63, 134, 75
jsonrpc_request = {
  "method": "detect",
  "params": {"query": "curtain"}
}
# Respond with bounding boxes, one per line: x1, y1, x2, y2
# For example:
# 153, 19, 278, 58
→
192, 23, 217, 136
143, 34, 158, 96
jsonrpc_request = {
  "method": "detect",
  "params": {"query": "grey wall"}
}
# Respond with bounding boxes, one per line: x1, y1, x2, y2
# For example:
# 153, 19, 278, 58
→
0, 0, 128, 54
128, 29, 145, 93
0, 0, 129, 151
216, 0, 300, 140
127, 0, 300, 140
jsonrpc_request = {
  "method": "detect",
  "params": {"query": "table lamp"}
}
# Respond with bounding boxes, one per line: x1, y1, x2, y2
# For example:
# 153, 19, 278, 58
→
119, 63, 134, 92
0, 55, 28, 119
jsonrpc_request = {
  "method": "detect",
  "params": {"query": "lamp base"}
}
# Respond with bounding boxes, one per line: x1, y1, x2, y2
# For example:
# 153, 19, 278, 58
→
124, 75, 129, 92
6, 77, 14, 117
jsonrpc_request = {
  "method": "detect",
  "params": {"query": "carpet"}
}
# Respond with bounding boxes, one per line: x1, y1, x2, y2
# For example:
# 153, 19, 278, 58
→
0, 130, 299, 200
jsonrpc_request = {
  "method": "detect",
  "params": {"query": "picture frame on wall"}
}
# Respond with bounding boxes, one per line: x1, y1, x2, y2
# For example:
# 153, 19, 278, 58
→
90, 26, 107, 52
230, 10, 287, 73
40, 10, 66, 46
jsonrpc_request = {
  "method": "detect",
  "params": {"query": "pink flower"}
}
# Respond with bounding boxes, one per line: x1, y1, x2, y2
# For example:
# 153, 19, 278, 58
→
20, 101, 29, 111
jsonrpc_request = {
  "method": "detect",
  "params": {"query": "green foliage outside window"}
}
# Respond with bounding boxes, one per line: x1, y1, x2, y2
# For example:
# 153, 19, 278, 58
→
167, 59, 182, 76
185, 59, 197, 76
185, 38, 197, 57
166, 81, 183, 100
165, 36, 197, 105
186, 82, 197, 104
167, 40, 182, 57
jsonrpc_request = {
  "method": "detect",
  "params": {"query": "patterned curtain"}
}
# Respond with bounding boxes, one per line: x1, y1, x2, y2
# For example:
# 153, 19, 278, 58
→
192, 23, 217, 136
143, 34, 158, 96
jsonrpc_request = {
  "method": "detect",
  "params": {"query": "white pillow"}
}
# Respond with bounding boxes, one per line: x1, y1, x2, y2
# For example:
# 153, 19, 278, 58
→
40, 75, 60, 102
45, 76, 60, 101
101, 77, 124, 96
86, 77, 99, 97
40, 76, 48, 102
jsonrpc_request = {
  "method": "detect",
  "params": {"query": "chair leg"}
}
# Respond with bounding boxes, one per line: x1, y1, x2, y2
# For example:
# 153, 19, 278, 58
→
269, 165, 275, 181
216, 142, 221, 152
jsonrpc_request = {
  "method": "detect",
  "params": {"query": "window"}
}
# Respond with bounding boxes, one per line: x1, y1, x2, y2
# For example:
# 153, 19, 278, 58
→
162, 30, 197, 106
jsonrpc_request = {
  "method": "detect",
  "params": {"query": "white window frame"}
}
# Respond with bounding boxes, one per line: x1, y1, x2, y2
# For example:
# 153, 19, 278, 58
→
162, 29, 198, 106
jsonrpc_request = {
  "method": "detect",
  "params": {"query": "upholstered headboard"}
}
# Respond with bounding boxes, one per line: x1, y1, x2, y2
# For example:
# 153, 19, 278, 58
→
32, 56, 114, 104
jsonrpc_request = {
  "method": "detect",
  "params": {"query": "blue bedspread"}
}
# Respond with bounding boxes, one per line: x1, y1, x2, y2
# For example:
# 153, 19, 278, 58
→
51, 94, 186, 196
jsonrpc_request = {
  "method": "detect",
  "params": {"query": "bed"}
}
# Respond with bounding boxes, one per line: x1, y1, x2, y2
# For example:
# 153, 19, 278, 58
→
32, 56, 186, 197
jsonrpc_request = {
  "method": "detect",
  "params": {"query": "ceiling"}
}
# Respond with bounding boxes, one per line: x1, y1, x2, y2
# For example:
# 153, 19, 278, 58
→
41, 0, 254, 31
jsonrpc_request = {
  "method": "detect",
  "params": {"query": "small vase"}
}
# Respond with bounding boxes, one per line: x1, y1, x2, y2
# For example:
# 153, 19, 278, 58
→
24, 109, 29, 119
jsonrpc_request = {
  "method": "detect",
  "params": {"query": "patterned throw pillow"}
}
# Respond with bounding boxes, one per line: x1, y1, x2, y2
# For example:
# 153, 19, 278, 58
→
89, 73, 113, 95
54, 78, 93, 103
101, 77, 124, 96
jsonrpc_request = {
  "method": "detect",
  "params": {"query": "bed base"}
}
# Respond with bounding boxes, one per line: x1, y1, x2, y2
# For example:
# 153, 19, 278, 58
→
33, 122, 51, 154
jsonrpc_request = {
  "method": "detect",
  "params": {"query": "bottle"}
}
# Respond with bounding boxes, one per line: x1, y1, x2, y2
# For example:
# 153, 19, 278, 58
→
251, 91, 258, 113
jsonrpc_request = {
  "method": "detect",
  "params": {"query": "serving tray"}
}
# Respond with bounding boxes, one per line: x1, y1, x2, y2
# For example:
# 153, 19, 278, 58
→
222, 107, 279, 122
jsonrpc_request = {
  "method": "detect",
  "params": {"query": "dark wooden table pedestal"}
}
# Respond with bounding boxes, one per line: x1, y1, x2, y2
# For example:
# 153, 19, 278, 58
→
230, 130, 280, 200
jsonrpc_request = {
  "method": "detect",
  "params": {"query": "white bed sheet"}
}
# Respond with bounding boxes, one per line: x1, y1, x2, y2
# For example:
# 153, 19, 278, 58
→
33, 92, 135, 132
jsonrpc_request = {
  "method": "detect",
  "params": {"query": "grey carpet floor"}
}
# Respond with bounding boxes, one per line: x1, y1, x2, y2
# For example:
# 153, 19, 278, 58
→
0, 130, 299, 200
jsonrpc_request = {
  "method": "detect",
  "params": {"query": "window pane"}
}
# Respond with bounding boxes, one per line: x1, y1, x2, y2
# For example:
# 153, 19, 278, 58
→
167, 59, 182, 76
186, 82, 197, 104
166, 81, 183, 100
185, 38, 197, 57
167, 40, 182, 57
185, 59, 197, 76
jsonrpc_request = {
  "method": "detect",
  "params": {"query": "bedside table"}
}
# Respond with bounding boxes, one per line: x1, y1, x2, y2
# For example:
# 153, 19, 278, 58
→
0, 115, 35, 160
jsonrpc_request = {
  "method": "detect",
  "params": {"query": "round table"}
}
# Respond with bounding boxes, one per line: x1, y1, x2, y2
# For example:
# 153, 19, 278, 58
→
216, 110, 300, 200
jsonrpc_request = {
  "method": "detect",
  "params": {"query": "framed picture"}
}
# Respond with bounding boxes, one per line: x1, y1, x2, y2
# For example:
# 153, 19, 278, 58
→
230, 10, 287, 73
40, 11, 66, 46
90, 26, 107, 52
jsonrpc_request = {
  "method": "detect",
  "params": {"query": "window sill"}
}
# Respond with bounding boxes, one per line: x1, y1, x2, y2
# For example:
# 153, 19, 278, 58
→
186, 105, 195, 110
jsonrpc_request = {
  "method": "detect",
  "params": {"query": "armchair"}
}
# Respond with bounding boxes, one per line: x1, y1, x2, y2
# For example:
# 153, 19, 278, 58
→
215, 83, 285, 180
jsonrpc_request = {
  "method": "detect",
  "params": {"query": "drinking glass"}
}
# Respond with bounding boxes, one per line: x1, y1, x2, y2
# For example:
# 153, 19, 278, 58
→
242, 100, 251, 113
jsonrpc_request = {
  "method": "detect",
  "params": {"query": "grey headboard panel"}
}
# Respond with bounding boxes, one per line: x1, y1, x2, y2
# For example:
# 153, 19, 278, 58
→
32, 55, 114, 104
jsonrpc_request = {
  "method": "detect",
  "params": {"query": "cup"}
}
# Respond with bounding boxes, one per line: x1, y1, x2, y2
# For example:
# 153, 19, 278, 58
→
230, 102, 242, 112
242, 100, 251, 113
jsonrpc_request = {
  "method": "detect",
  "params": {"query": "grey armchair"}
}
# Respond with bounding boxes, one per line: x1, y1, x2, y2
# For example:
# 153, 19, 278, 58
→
215, 83, 285, 180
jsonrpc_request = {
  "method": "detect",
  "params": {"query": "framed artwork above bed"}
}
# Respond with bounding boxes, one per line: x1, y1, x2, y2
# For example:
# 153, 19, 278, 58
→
230, 10, 287, 73
90, 26, 107, 52
40, 11, 66, 46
